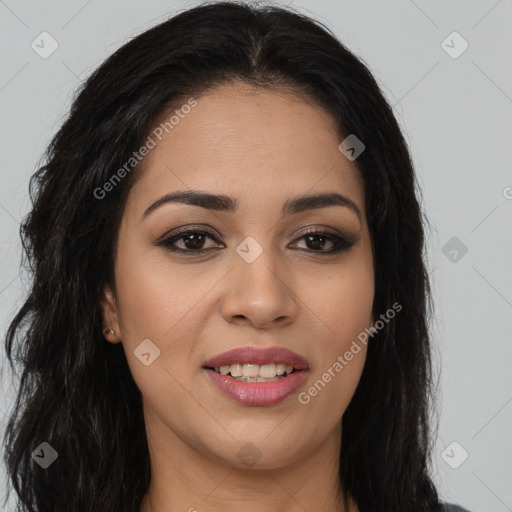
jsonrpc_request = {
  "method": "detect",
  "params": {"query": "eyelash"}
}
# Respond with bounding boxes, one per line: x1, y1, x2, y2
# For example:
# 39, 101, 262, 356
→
155, 226, 355, 255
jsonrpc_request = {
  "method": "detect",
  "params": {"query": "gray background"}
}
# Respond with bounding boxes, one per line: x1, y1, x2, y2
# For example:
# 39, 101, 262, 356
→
0, 1, 511, 511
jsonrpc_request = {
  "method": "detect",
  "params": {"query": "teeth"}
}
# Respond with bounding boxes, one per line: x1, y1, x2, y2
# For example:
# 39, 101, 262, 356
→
213, 363, 297, 379
243, 363, 260, 378
230, 363, 243, 377
259, 363, 276, 378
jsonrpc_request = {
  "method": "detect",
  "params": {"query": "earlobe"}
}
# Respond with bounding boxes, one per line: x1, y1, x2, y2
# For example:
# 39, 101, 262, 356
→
99, 285, 121, 343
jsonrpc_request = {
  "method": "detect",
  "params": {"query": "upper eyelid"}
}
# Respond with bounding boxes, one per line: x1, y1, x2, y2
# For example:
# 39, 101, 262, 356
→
160, 225, 346, 241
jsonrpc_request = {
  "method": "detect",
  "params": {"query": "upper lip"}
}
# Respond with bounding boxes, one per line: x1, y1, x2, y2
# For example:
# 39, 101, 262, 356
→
203, 346, 309, 370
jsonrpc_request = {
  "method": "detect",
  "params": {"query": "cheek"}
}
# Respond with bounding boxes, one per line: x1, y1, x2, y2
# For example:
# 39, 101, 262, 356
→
313, 257, 374, 344
114, 239, 204, 340
113, 262, 202, 413
300, 263, 373, 410
113, 240, 220, 397
328, 275, 374, 340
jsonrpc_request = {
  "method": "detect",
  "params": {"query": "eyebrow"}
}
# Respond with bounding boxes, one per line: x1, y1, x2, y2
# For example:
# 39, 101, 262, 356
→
141, 190, 362, 223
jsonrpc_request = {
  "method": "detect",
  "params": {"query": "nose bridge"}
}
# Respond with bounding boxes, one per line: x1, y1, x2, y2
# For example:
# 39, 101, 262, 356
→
235, 234, 287, 296
221, 233, 298, 327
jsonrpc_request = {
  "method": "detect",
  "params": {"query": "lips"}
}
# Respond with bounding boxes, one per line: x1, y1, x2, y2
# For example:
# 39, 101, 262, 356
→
203, 346, 309, 406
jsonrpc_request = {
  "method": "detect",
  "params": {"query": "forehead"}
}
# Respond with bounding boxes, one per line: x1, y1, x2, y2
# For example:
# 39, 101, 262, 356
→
126, 82, 366, 219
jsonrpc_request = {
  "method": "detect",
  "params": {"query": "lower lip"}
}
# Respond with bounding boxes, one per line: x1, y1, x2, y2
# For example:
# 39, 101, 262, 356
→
204, 368, 308, 406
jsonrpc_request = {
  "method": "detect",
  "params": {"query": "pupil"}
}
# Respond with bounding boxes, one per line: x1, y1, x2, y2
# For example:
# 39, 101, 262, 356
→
184, 233, 205, 250
306, 234, 325, 251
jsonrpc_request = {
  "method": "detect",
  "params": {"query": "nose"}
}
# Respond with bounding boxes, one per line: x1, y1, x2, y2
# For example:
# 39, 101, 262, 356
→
220, 244, 299, 329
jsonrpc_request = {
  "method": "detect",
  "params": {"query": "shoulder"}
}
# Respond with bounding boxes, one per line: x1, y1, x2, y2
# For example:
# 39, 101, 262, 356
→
442, 503, 472, 512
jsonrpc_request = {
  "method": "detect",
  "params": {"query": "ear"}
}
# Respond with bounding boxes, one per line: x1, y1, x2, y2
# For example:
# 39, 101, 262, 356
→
99, 285, 121, 344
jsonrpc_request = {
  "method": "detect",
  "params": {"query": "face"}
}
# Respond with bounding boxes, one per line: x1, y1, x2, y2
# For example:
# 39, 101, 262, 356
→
101, 82, 374, 471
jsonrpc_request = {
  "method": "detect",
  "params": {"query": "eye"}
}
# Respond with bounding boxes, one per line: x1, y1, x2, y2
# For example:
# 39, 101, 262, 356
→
156, 228, 223, 253
155, 226, 355, 255
290, 228, 355, 254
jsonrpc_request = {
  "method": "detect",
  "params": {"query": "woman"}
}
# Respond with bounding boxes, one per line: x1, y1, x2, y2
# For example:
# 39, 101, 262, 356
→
2, 2, 471, 511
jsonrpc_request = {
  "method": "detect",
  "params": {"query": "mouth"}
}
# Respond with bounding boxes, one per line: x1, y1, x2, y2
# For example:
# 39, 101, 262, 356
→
207, 362, 299, 382
202, 346, 309, 406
